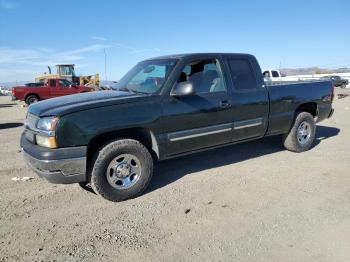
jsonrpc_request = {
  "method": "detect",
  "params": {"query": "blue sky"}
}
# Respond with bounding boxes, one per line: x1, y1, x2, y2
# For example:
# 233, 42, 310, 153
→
0, 0, 349, 82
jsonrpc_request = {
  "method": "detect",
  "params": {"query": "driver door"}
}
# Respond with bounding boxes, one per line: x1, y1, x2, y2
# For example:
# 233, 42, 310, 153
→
161, 56, 233, 157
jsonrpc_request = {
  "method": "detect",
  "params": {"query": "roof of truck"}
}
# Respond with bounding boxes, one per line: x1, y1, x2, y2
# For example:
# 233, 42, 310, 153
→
145, 53, 253, 61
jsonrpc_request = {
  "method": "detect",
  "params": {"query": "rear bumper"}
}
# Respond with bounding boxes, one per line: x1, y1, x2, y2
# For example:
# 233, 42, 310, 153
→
20, 133, 87, 184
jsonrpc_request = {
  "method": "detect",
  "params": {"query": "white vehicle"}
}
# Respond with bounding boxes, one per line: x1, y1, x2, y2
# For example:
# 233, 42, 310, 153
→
0, 87, 11, 96
262, 69, 284, 80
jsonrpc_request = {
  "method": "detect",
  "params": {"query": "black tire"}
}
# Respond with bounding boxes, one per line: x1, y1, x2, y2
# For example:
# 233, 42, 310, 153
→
341, 83, 346, 89
25, 95, 39, 105
282, 112, 316, 152
90, 139, 153, 202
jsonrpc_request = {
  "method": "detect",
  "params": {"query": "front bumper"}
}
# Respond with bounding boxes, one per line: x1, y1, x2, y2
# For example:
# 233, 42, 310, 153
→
21, 133, 87, 184
328, 108, 334, 118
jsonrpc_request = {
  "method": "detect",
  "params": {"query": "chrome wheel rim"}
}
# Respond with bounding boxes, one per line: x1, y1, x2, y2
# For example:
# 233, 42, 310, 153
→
106, 154, 141, 190
297, 121, 311, 145
29, 97, 38, 104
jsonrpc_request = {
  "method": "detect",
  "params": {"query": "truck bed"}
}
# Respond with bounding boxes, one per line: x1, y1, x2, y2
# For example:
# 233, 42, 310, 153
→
266, 80, 333, 136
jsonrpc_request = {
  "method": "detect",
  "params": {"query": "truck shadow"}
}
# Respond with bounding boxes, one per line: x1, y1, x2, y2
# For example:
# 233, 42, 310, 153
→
0, 105, 14, 108
0, 122, 23, 130
146, 125, 340, 194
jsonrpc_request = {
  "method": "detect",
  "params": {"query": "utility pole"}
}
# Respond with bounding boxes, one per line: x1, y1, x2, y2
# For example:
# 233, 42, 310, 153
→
104, 48, 107, 81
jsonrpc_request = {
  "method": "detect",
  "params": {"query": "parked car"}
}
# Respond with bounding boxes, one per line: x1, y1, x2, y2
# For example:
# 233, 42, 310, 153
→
12, 78, 93, 105
0, 87, 11, 96
21, 53, 334, 202
321, 75, 348, 88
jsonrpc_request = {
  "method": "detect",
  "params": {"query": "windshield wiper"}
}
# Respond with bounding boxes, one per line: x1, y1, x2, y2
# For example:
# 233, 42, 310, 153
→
115, 86, 150, 95
130, 90, 149, 95
116, 87, 133, 93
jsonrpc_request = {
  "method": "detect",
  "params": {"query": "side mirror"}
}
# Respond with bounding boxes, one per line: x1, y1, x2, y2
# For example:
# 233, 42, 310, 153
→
172, 81, 195, 97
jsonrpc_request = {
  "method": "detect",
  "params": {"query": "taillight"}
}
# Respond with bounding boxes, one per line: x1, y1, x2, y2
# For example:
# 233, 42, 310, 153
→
322, 85, 335, 102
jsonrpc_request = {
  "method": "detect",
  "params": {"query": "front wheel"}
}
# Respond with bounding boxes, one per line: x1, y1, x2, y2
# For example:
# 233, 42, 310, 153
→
90, 139, 153, 202
282, 112, 316, 152
341, 83, 346, 89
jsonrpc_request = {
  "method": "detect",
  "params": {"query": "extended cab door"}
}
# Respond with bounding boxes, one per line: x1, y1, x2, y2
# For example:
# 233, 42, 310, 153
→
223, 55, 269, 141
161, 56, 233, 156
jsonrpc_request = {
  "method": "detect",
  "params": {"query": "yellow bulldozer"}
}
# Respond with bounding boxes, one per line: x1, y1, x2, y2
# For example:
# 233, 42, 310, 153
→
35, 64, 100, 90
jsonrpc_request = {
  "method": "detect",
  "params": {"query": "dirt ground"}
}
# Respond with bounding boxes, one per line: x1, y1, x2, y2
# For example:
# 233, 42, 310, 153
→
0, 90, 350, 262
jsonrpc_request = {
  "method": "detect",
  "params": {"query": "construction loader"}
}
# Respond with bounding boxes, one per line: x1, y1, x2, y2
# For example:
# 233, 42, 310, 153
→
35, 64, 100, 91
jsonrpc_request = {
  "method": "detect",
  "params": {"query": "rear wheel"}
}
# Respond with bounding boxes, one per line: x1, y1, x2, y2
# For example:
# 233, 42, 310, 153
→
282, 112, 316, 152
25, 95, 39, 105
90, 139, 153, 202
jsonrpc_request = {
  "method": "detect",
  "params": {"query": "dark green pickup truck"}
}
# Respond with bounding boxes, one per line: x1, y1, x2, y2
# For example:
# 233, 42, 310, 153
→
21, 53, 334, 202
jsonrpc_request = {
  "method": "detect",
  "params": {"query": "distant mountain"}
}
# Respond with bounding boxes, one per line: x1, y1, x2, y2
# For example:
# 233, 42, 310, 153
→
280, 67, 350, 76
0, 81, 30, 89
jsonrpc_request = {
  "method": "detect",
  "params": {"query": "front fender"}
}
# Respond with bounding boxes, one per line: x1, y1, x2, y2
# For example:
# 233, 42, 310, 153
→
55, 101, 162, 148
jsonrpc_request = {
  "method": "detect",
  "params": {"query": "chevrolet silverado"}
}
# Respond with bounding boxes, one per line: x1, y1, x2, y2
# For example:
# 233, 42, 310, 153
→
20, 53, 334, 202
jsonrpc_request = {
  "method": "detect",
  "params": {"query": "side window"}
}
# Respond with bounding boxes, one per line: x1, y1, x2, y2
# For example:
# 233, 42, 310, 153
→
228, 59, 257, 90
271, 71, 279, 77
177, 59, 226, 93
59, 79, 70, 87
49, 79, 56, 87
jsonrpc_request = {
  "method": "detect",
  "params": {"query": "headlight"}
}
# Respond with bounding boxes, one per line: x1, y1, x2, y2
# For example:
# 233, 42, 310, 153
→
35, 117, 59, 148
36, 117, 58, 131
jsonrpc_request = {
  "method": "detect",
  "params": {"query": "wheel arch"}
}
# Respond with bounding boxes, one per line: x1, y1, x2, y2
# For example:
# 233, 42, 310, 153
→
24, 93, 40, 101
87, 127, 160, 164
295, 102, 318, 118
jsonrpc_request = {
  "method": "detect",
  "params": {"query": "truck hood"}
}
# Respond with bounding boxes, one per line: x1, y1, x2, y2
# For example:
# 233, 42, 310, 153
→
28, 91, 141, 117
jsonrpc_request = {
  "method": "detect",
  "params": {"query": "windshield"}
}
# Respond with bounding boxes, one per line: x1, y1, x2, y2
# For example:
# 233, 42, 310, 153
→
113, 59, 178, 94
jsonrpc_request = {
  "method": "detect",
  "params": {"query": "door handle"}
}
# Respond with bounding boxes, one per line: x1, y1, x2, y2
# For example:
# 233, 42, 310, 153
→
220, 100, 231, 108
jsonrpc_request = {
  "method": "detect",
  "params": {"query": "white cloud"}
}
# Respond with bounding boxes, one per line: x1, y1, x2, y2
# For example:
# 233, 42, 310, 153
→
62, 44, 109, 56
0, 44, 109, 66
0, 47, 40, 63
0, 44, 110, 81
0, 0, 18, 9
92, 36, 107, 41
0, 68, 39, 81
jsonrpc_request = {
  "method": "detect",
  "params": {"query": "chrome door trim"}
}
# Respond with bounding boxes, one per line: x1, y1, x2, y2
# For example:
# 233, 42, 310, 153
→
168, 123, 232, 142
233, 117, 263, 130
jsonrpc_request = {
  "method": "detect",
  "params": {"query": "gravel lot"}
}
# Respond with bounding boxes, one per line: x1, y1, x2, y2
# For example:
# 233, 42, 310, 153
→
0, 91, 350, 262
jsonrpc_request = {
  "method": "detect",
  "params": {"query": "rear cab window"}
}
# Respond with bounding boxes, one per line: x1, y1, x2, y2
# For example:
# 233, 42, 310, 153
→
227, 59, 257, 90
